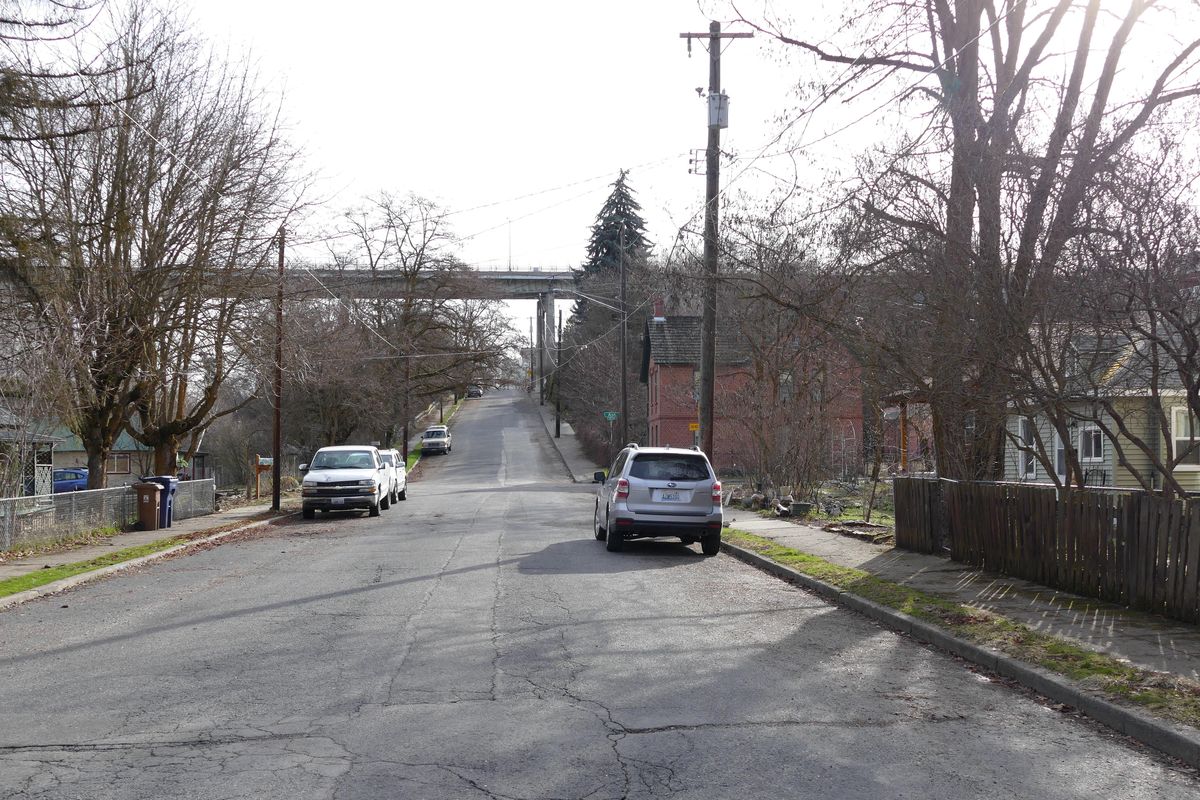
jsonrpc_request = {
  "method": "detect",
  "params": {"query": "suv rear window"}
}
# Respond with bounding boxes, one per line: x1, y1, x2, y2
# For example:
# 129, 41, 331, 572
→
628, 454, 710, 481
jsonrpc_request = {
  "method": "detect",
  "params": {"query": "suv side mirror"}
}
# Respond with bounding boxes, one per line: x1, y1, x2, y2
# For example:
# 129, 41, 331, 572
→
593, 471, 607, 483
299, 464, 308, 472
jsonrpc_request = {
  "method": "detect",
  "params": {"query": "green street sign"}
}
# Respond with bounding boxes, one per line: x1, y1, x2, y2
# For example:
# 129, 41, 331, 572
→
602, 411, 619, 422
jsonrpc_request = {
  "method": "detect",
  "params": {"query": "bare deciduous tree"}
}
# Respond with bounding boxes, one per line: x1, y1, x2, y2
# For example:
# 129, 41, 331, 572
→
1, 3, 303, 485
733, 0, 1200, 480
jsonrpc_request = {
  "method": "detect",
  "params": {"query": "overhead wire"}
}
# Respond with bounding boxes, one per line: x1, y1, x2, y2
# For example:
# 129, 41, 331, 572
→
670, 1, 1029, 244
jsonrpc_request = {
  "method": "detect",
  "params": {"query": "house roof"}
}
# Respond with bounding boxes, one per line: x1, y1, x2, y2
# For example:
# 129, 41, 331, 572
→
642, 316, 746, 367
50, 426, 151, 453
0, 409, 62, 444
1056, 335, 1189, 398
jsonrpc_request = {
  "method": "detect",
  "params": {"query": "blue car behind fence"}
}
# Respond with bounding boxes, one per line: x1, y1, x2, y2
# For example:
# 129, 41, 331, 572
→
52, 468, 89, 493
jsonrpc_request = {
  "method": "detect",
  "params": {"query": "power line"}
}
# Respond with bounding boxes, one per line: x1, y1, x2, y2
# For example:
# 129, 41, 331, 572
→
443, 152, 686, 219
673, 2, 1029, 237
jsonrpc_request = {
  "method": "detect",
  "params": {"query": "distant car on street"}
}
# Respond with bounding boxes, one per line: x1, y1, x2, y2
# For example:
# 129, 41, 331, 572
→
52, 468, 89, 493
466, 385, 484, 398
421, 426, 452, 455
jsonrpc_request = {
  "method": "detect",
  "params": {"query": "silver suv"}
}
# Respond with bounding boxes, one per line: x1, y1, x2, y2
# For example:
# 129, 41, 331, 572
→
593, 444, 723, 555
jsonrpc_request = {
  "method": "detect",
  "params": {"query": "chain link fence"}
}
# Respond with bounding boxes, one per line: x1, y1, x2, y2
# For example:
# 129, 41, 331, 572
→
0, 479, 216, 552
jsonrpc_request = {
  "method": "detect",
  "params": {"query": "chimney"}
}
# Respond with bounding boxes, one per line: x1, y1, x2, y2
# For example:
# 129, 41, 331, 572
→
652, 297, 666, 322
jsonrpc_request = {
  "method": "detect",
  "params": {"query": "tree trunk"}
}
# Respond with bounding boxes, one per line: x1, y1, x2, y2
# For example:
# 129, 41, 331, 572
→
85, 447, 108, 489
153, 441, 176, 476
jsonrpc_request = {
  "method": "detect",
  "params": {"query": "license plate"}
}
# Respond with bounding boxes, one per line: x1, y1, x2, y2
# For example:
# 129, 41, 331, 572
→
331, 497, 345, 505
657, 490, 683, 502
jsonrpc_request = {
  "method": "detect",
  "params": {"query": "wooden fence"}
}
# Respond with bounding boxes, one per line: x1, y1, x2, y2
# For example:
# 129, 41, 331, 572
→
893, 477, 943, 554
893, 478, 1200, 624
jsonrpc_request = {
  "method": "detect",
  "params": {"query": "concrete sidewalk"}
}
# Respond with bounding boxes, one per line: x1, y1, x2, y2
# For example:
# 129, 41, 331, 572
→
726, 513, 1200, 681
0, 501, 286, 583
530, 394, 604, 483
530, 395, 1200, 681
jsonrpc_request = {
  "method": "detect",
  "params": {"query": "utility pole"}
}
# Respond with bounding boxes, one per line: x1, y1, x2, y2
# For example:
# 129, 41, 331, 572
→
680, 21, 751, 463
271, 228, 284, 512
538, 302, 545, 405
401, 352, 411, 461
619, 227, 628, 446
555, 309, 562, 438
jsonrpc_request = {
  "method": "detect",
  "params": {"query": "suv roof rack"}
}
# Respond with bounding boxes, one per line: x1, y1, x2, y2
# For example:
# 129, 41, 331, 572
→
624, 442, 639, 449
691, 445, 701, 451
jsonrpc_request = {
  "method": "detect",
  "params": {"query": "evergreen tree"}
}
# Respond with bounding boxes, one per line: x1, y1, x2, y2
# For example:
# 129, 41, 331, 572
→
558, 170, 654, 462
580, 170, 650, 276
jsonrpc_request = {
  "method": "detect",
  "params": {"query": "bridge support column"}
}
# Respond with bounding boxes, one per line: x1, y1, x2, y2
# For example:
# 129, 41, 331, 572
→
536, 290, 556, 404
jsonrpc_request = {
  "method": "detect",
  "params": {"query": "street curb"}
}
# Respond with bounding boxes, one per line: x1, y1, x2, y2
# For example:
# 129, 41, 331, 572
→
720, 539, 1200, 769
0, 513, 296, 612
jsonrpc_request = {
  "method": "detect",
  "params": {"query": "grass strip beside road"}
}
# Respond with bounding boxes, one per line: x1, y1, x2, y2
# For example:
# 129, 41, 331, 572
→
0, 535, 188, 599
0, 508, 292, 601
0, 525, 123, 564
725, 528, 1200, 731
408, 397, 465, 470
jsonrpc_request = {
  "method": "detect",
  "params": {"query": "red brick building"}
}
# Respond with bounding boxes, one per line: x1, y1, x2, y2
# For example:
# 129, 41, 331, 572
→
640, 308, 866, 477
639, 313, 751, 470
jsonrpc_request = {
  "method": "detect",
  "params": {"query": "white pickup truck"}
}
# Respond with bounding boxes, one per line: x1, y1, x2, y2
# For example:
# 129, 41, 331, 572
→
300, 445, 391, 519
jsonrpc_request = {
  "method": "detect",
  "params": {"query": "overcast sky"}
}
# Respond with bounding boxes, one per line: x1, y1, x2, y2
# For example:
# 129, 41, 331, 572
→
185, 0, 819, 272
179, 0, 1194, 336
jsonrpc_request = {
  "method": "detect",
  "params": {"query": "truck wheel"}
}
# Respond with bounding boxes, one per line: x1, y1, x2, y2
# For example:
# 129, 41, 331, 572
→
302, 507, 315, 520
397, 487, 407, 501
369, 499, 381, 517
381, 492, 391, 510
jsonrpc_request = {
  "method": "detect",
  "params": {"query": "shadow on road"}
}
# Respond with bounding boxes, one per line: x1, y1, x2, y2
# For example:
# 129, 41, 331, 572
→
423, 483, 598, 496
518, 537, 704, 575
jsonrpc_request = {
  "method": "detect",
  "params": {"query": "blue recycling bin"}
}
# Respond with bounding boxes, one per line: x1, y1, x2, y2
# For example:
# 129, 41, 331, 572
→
143, 476, 180, 528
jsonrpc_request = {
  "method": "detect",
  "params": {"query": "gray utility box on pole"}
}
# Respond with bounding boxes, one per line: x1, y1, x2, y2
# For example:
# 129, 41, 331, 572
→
708, 93, 729, 128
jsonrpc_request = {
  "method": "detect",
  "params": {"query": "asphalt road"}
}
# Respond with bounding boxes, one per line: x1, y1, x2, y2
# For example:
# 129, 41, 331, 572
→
1, 389, 1197, 799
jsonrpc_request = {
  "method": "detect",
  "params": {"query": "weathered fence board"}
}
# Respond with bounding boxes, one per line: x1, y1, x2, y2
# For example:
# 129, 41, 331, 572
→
893, 478, 1199, 625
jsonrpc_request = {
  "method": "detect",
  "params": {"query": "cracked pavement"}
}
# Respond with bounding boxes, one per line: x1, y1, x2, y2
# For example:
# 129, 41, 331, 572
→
1, 389, 1197, 799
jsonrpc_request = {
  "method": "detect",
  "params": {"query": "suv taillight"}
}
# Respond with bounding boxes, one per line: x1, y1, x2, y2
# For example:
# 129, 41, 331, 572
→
711, 481, 722, 503
615, 478, 630, 500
